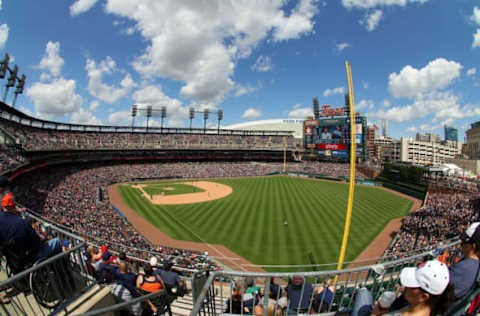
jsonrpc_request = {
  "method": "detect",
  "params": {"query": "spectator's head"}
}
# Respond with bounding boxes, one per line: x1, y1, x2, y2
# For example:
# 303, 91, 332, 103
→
118, 252, 127, 261
163, 262, 173, 271
0, 176, 9, 193
400, 260, 452, 314
1, 194, 15, 213
292, 276, 303, 287
102, 251, 112, 263
461, 222, 480, 257
143, 262, 154, 277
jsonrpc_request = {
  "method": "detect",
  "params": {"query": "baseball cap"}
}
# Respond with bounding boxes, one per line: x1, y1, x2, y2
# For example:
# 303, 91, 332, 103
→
378, 291, 396, 309
400, 260, 449, 295
150, 256, 158, 267
1, 194, 15, 208
461, 222, 480, 245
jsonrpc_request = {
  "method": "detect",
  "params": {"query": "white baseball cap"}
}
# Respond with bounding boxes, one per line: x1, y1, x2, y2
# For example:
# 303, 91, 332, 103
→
150, 256, 158, 267
378, 291, 396, 309
400, 260, 449, 295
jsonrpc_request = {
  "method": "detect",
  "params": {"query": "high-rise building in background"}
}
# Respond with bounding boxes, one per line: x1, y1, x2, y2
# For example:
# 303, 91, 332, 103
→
444, 125, 458, 142
415, 133, 441, 143
381, 119, 388, 138
465, 121, 480, 159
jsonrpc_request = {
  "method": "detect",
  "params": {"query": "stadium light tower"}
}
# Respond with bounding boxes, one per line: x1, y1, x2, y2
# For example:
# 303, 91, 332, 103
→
146, 105, 152, 132
203, 109, 209, 134
131, 104, 137, 132
4, 65, 18, 102
313, 97, 320, 119
160, 106, 167, 133
217, 109, 223, 134
189, 107, 195, 129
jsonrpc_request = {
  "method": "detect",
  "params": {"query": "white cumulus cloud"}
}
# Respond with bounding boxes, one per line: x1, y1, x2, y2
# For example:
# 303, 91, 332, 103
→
26, 78, 83, 119
242, 108, 262, 119
406, 126, 416, 133
70, 0, 99, 16
251, 56, 272, 72
0, 24, 8, 49
341, 0, 429, 9
473, 29, 480, 48
70, 107, 103, 125
368, 91, 476, 123
287, 103, 313, 118
36, 41, 64, 77
108, 110, 131, 125
335, 42, 351, 53
388, 58, 462, 99
85, 56, 136, 104
467, 67, 477, 77
234, 83, 259, 97
132, 85, 186, 122
323, 86, 345, 97
360, 9, 383, 31
471, 7, 480, 25
356, 99, 375, 111
104, 0, 321, 104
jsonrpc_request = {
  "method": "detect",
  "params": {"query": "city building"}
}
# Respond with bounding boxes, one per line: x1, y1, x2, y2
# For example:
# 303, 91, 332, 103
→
444, 125, 458, 142
415, 133, 441, 143
465, 121, 480, 159
375, 136, 460, 165
366, 125, 376, 160
400, 138, 459, 165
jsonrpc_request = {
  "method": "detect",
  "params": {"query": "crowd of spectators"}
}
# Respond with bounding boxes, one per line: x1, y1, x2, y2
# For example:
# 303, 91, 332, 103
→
0, 118, 300, 152
0, 149, 27, 173
384, 191, 480, 258
427, 175, 479, 193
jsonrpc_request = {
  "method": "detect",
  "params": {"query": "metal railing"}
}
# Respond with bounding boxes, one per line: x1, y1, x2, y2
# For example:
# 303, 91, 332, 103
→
0, 212, 95, 315
190, 240, 461, 316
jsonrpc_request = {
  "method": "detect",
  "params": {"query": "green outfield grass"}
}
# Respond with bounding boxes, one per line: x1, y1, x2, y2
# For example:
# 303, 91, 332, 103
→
142, 183, 204, 196
117, 176, 412, 270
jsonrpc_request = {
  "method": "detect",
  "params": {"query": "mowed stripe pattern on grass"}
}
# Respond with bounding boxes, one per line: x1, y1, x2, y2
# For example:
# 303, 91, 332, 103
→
117, 177, 412, 270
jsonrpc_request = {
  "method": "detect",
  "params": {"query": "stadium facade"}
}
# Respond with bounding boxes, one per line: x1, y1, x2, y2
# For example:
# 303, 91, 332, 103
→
224, 119, 305, 139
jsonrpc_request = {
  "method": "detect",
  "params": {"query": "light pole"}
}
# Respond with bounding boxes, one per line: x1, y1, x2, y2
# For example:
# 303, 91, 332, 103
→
203, 109, 209, 134
189, 107, 195, 130
131, 104, 137, 133
217, 109, 223, 134
146, 105, 152, 132
160, 106, 167, 133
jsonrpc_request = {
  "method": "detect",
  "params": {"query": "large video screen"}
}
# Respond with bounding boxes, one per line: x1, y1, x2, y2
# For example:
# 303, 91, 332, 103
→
304, 118, 363, 158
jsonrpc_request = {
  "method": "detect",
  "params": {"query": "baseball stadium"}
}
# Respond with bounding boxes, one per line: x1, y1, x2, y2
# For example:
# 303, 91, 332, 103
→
0, 69, 478, 316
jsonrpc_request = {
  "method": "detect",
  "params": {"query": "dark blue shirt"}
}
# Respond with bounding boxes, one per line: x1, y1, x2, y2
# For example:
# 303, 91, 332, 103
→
449, 257, 480, 299
157, 270, 181, 286
114, 270, 138, 296
0, 211, 41, 259
286, 282, 314, 311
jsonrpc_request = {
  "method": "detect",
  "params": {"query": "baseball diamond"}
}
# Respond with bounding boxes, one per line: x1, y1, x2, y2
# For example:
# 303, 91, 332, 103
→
112, 176, 414, 271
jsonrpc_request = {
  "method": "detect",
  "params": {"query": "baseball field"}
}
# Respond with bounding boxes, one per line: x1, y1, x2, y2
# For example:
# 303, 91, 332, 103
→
116, 176, 413, 270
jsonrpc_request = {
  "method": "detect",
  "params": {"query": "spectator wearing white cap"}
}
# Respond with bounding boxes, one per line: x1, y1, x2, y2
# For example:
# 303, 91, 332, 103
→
351, 260, 453, 316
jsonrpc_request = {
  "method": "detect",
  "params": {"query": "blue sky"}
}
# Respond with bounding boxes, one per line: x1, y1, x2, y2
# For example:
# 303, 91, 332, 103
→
0, 0, 479, 141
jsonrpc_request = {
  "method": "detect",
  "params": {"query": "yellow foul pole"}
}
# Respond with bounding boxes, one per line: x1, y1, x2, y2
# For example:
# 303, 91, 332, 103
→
336, 61, 356, 271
